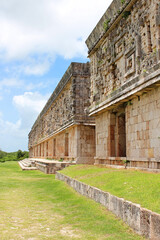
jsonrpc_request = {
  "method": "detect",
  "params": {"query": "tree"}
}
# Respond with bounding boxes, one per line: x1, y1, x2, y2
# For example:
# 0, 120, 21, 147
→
0, 149, 6, 159
17, 150, 24, 159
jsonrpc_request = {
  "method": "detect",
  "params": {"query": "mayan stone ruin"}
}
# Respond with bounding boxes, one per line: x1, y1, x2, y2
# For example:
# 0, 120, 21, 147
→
28, 62, 95, 164
29, 0, 160, 170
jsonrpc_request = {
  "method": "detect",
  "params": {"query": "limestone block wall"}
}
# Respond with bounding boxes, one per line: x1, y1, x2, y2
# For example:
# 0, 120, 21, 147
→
76, 125, 96, 164
94, 86, 160, 167
126, 86, 160, 163
95, 111, 110, 159
53, 126, 77, 160
30, 125, 96, 163
30, 127, 76, 160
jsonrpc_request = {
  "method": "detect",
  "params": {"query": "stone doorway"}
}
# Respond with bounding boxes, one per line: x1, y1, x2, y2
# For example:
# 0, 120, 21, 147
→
65, 133, 69, 156
46, 141, 48, 157
42, 143, 44, 157
53, 138, 56, 157
117, 113, 126, 157
39, 144, 41, 157
109, 109, 126, 157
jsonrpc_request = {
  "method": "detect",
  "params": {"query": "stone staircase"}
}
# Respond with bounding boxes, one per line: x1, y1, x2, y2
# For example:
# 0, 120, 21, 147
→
18, 158, 37, 171
19, 158, 76, 174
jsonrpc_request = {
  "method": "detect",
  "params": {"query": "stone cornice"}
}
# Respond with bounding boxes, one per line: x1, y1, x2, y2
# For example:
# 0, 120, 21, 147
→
85, 0, 138, 55
29, 119, 95, 147
89, 63, 160, 116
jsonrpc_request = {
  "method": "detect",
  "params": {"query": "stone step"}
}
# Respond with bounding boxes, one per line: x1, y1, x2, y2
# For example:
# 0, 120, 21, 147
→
21, 158, 36, 168
21, 159, 33, 166
21, 158, 32, 163
20, 163, 31, 168
23, 160, 31, 165
21, 159, 31, 164
22, 162, 31, 167
18, 161, 37, 171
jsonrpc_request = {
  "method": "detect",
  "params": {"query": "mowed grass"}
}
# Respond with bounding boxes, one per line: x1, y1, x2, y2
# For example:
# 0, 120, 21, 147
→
61, 165, 160, 214
0, 162, 144, 240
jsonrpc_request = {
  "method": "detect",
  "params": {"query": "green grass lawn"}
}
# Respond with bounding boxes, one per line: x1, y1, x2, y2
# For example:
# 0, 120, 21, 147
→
0, 162, 144, 240
61, 165, 160, 214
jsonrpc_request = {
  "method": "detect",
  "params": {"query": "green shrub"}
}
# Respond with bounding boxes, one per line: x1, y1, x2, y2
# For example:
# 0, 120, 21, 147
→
17, 150, 24, 159
17, 150, 29, 160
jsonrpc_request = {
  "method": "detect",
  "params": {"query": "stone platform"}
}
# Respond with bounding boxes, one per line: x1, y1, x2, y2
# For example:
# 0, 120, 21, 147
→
19, 158, 76, 174
33, 158, 76, 174
94, 157, 160, 173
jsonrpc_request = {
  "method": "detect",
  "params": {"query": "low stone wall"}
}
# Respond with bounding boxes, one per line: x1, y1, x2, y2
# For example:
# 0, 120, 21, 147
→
56, 172, 160, 239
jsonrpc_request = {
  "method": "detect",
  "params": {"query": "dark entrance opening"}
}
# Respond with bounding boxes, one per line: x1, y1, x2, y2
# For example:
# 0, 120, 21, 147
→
53, 138, 56, 157
46, 141, 48, 157
109, 109, 126, 157
117, 113, 126, 157
39, 144, 41, 157
42, 143, 44, 157
65, 133, 69, 156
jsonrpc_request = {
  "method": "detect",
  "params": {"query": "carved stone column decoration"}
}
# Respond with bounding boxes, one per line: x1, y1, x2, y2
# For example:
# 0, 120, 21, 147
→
136, 34, 141, 73
146, 21, 152, 53
156, 3, 160, 61
110, 63, 116, 91
125, 49, 136, 78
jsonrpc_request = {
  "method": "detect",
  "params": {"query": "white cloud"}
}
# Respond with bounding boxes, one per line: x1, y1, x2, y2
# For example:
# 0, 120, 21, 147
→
13, 92, 49, 113
0, 77, 45, 91
0, 78, 23, 89
0, 117, 27, 151
13, 91, 50, 129
0, 91, 50, 151
0, 0, 110, 62
15, 57, 54, 76
25, 82, 44, 91
23, 61, 51, 76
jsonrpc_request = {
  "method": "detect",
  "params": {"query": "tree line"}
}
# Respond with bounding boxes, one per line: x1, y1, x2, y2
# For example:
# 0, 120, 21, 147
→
0, 149, 29, 163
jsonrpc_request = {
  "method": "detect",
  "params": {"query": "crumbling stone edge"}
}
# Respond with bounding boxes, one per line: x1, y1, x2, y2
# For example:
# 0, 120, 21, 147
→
56, 172, 160, 239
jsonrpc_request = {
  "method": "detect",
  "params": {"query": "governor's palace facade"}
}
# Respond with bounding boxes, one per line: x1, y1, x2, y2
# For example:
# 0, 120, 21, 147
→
29, 0, 160, 169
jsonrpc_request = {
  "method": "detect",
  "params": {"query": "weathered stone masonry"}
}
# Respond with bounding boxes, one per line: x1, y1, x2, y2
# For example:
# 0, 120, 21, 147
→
86, 0, 160, 169
28, 62, 95, 164
56, 172, 160, 239
29, 0, 160, 170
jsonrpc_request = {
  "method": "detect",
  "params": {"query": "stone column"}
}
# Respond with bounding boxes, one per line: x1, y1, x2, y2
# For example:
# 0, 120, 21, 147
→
146, 21, 152, 53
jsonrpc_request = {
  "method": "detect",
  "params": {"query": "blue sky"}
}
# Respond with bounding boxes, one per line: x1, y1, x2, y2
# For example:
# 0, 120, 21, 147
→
0, 0, 111, 152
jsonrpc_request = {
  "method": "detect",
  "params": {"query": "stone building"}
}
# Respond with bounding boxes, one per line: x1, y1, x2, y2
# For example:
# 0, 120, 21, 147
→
86, 0, 160, 169
28, 62, 95, 164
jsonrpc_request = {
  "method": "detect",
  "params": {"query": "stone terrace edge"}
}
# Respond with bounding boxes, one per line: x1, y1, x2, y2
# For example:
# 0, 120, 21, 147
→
29, 62, 90, 136
56, 171, 160, 239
